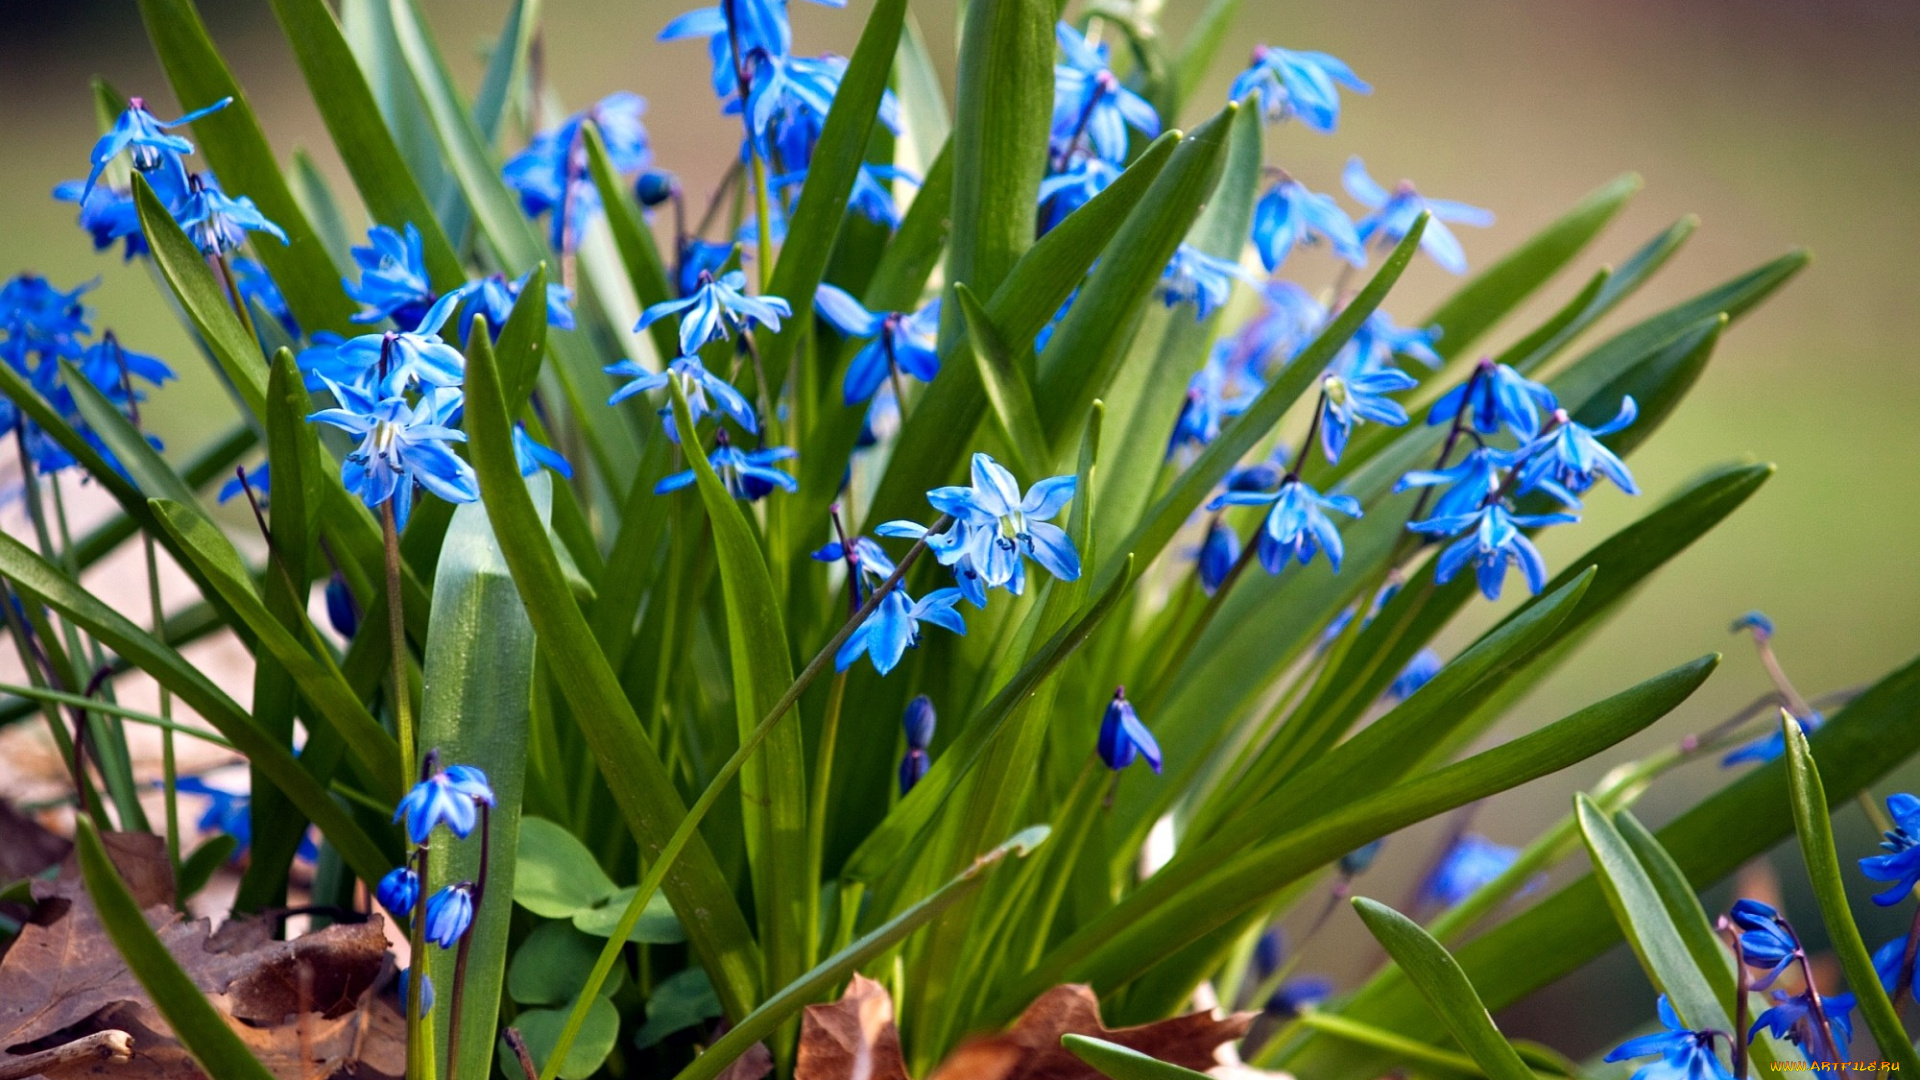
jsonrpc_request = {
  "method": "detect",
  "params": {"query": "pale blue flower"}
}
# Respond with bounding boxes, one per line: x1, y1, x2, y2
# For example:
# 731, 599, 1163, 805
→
1345, 158, 1493, 274
1253, 178, 1364, 270
1229, 46, 1368, 132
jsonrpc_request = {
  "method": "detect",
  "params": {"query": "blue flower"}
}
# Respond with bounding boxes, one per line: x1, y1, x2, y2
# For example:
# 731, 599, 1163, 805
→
607, 354, 759, 435
53, 180, 154, 261
1728, 898, 1800, 990
440, 270, 577, 342
1344, 158, 1493, 275
1340, 839, 1385, 877
1196, 519, 1241, 597
74, 336, 174, 405
1859, 793, 1920, 905
423, 883, 475, 949
655, 436, 797, 500
1722, 710, 1822, 768
1873, 935, 1920, 998
777, 164, 917, 228
1386, 649, 1444, 702
1210, 477, 1362, 574
1424, 833, 1520, 907
513, 423, 573, 479
1097, 689, 1161, 773
834, 587, 967, 676
742, 54, 895, 158
344, 224, 435, 326
677, 240, 738, 299
899, 695, 936, 794
398, 968, 434, 1013
1751, 990, 1854, 1065
926, 453, 1081, 593
1393, 446, 1522, 523
660, 0, 847, 99
1732, 610, 1775, 639
174, 174, 288, 256
217, 462, 270, 506
1226, 280, 1326, 376
172, 775, 317, 862
812, 535, 898, 598
814, 285, 941, 405
1229, 46, 1369, 132
1426, 359, 1558, 439
324, 572, 359, 640
232, 258, 299, 338
899, 748, 930, 795
1604, 996, 1734, 1080
1051, 23, 1161, 164
1253, 179, 1364, 271
1411, 503, 1576, 601
502, 92, 651, 249
1516, 400, 1639, 500
1267, 976, 1335, 1018
309, 382, 477, 531
1320, 361, 1416, 463
84, 95, 231, 198
392, 764, 495, 845
1038, 156, 1120, 234
1168, 351, 1261, 459
1159, 244, 1250, 320
874, 518, 994, 609
303, 297, 468, 397
640, 269, 791, 358
377, 866, 421, 916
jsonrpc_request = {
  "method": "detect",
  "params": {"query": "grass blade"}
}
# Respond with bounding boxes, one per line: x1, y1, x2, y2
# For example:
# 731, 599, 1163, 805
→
956, 282, 1049, 477
1351, 897, 1535, 1080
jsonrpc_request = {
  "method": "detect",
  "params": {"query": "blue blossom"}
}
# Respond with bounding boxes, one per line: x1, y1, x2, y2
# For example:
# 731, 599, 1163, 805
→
513, 423, 573, 479
218, 462, 270, 506
1097, 688, 1161, 774
439, 270, 577, 342
1722, 711, 1822, 768
173, 775, 317, 862
1209, 477, 1362, 574
1051, 23, 1161, 163
74, 336, 174, 405
1393, 446, 1522, 523
875, 518, 993, 608
1159, 244, 1250, 320
607, 355, 758, 434
813, 285, 941, 404
1340, 839, 1385, 876
502, 92, 651, 249
1859, 792, 1920, 905
778, 163, 916, 227
423, 883, 475, 949
1604, 996, 1734, 1080
925, 453, 1081, 593
1226, 280, 1326, 376
1751, 990, 1854, 1065
655, 436, 797, 500
677, 240, 738, 298
308, 382, 477, 530
812, 535, 897, 596
174, 174, 288, 256
834, 586, 966, 676
1344, 158, 1494, 274
1516, 400, 1639, 500
1169, 351, 1261, 459
640, 269, 790, 357
1411, 503, 1576, 601
1253, 179, 1364, 271
1872, 935, 1920, 999
398, 969, 434, 1013
1732, 610, 1776, 639
1424, 833, 1520, 907
1346, 309, 1443, 371
392, 764, 495, 845
344, 224, 434, 326
1320, 361, 1416, 462
311, 294, 470, 396
83, 95, 231, 197
377, 866, 420, 916
659, 0, 847, 99
324, 572, 359, 640
1229, 46, 1369, 132
53, 180, 153, 260
232, 258, 299, 338
1426, 359, 1558, 439
1038, 156, 1120, 234
1728, 899, 1800, 990
1386, 649, 1444, 702
1267, 976, 1335, 1018
742, 54, 894, 158
899, 695, 936, 794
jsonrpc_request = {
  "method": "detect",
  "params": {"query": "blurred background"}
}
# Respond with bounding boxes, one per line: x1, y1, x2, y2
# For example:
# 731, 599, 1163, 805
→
1, 0, 1915, 1058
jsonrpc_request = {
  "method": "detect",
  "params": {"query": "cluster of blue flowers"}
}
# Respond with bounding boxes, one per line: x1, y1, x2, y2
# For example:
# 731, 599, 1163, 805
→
376, 757, 497, 1013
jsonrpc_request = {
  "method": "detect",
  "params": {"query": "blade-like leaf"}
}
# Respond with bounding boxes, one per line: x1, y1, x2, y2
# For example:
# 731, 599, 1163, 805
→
1351, 897, 1535, 1080
1064, 1035, 1210, 1080
956, 282, 1049, 477
947, 0, 1055, 306
584, 123, 678, 366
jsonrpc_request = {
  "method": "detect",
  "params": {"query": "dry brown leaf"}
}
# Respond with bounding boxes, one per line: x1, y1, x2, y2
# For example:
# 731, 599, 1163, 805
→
716, 1041, 775, 1080
0, 800, 69, 884
797, 974, 910, 1080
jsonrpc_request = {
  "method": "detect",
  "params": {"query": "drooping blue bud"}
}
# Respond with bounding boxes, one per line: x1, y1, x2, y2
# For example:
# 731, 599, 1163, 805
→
898, 748, 929, 795
1732, 610, 1775, 639
635, 169, 677, 207
1198, 519, 1239, 595
376, 866, 420, 916
324, 572, 359, 639
1339, 839, 1384, 877
1097, 688, 1161, 774
398, 967, 434, 1013
423, 883, 475, 949
902, 695, 936, 751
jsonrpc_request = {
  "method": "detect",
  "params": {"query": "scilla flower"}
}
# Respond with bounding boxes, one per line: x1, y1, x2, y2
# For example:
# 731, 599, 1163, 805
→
926, 453, 1081, 593
899, 695, 936, 794
1097, 689, 1161, 774
423, 883, 475, 949
1051, 23, 1161, 163
345, 223, 435, 326
1159, 244, 1250, 320
1197, 518, 1241, 595
439, 270, 576, 342
303, 292, 467, 397
398, 969, 434, 1013
640, 269, 791, 357
1426, 358, 1559, 439
654, 432, 797, 500
308, 382, 477, 530
1604, 997, 1734, 1080
1393, 447, 1520, 522
1859, 792, 1920, 904
1424, 833, 1521, 907
1872, 935, 1920, 998
1727, 898, 1800, 990
1038, 156, 1120, 233
176, 174, 288, 256
377, 866, 421, 916
84, 95, 231, 197
392, 764, 495, 845
1516, 401, 1639, 500
218, 462, 269, 506
1752, 989, 1854, 1064
607, 354, 758, 434
74, 336, 174, 404
1410, 503, 1576, 601
1167, 351, 1260, 458
1208, 476, 1362, 574
1229, 46, 1369, 132
1319, 362, 1416, 463
835, 587, 966, 676
1253, 178, 1364, 271
813, 285, 941, 404
512, 423, 573, 479
1386, 649, 1444, 702
1345, 158, 1493, 274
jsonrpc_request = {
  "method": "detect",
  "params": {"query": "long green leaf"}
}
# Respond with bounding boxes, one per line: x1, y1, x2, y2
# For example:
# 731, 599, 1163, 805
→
956, 282, 1049, 477
946, 0, 1055, 307
1064, 1036, 1210, 1080
1783, 717, 1919, 1071
585, 123, 678, 365
76, 819, 279, 1080
1351, 898, 1535, 1080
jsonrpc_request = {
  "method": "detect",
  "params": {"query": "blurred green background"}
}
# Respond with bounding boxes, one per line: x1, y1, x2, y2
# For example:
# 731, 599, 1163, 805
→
2, 0, 1915, 1056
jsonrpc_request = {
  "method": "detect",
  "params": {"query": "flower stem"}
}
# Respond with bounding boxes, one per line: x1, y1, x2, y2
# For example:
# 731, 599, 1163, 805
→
382, 501, 414, 788
144, 532, 180, 880
212, 251, 261, 348
444, 807, 489, 1080
1719, 920, 1751, 1080
405, 843, 433, 1080
805, 671, 847, 966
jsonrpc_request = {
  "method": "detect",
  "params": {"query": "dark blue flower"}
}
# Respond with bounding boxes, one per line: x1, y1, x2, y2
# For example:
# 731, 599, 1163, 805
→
1604, 996, 1734, 1080
1386, 649, 1443, 703
1424, 833, 1520, 907
217, 462, 269, 506
344, 224, 435, 326
1159, 244, 1250, 320
814, 285, 941, 404
324, 571, 359, 640
308, 382, 477, 530
1516, 400, 1639, 500
640, 269, 791, 358
1210, 477, 1362, 574
1426, 359, 1558, 439
53, 180, 154, 260
607, 354, 759, 434
677, 240, 738, 298
1268, 976, 1335, 1018
1320, 360, 1416, 463
502, 92, 651, 250
1196, 518, 1240, 596
875, 518, 994, 609
655, 437, 797, 500
902, 694, 936, 751
377, 866, 420, 916
393, 764, 495, 845
1229, 46, 1369, 132
1168, 351, 1261, 459
660, 0, 847, 99
1226, 280, 1326, 376
1411, 503, 1576, 601
1732, 610, 1776, 639
1728, 898, 1800, 990
423, 883, 475, 949
1873, 935, 1920, 998
440, 270, 576, 342
83, 95, 231, 198
1097, 688, 1161, 773
777, 163, 916, 227
513, 423, 573, 479
1051, 23, 1161, 163
812, 535, 898, 599
398, 968, 434, 1013
1859, 793, 1920, 905
1345, 158, 1493, 275
1722, 710, 1823, 768
834, 586, 966, 676
926, 454, 1081, 593
1751, 990, 1854, 1065
1340, 839, 1385, 877
175, 174, 288, 256
1253, 178, 1364, 271
232, 257, 300, 338
300, 294, 468, 397
1393, 446, 1523, 523
899, 748, 930, 795
1038, 156, 1120, 234
74, 336, 174, 405
1345, 309, 1442, 371
174, 775, 318, 862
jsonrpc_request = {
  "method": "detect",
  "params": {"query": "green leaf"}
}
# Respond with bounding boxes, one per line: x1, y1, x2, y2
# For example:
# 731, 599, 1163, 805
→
508, 921, 627, 1006
584, 123, 678, 366
893, 12, 952, 170
473, 0, 540, 141
509, 998, 621, 1080
75, 819, 279, 1080
1173, 0, 1243, 103
263, 0, 464, 285
758, 0, 910, 394
461, 313, 763, 1020
572, 886, 686, 943
1351, 897, 1535, 1080
635, 969, 723, 1050
177, 835, 240, 902
956, 282, 1049, 477
67, 425, 256, 571
1064, 1035, 1211, 1080
513, 816, 618, 917
947, 0, 1055, 306
1575, 793, 1728, 1034
1782, 717, 1920, 1072
674, 826, 1050, 1080
134, 0, 359, 334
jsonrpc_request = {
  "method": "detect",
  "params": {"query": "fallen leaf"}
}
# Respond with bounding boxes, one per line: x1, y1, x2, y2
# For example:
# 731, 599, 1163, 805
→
0, 799, 69, 884
717, 1040, 775, 1080
933, 985, 1252, 1080
797, 974, 910, 1080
